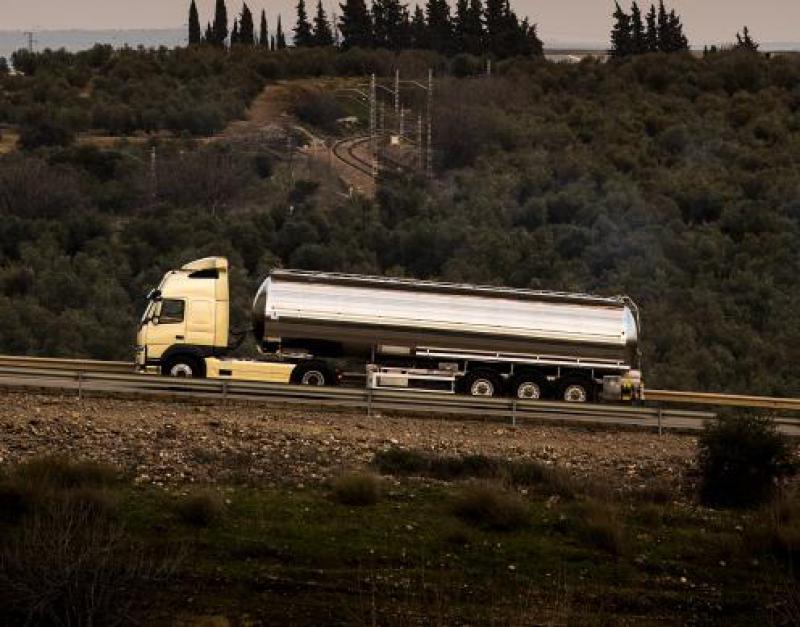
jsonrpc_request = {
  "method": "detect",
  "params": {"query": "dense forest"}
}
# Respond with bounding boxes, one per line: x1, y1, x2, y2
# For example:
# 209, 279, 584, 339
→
0, 45, 799, 395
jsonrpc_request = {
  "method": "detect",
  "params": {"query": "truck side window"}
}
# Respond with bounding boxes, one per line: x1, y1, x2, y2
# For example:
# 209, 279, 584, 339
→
159, 299, 185, 324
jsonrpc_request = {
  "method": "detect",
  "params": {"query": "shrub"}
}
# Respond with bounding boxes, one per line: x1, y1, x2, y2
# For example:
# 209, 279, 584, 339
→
577, 500, 627, 557
331, 472, 382, 506
698, 414, 797, 508
372, 448, 431, 476
450, 482, 529, 531
15, 455, 120, 491
291, 90, 346, 134
175, 490, 225, 527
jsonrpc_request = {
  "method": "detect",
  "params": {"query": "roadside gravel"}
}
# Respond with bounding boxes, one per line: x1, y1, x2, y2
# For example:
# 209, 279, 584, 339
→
0, 390, 698, 491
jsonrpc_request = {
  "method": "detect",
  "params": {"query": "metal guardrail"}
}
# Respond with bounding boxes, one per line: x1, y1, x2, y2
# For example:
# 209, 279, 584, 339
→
0, 356, 798, 434
646, 389, 800, 412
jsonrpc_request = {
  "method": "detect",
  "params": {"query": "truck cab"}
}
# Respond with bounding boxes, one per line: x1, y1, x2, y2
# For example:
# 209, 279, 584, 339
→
136, 257, 229, 377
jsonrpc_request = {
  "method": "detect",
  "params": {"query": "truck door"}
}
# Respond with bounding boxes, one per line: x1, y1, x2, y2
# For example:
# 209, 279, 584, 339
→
146, 298, 187, 359
186, 299, 215, 346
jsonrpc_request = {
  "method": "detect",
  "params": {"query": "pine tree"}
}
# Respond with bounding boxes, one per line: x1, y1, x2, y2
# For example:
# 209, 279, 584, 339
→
260, 10, 269, 47
463, 0, 484, 55
735, 26, 759, 52
277, 15, 287, 48
519, 18, 543, 57
484, 0, 505, 57
610, 2, 632, 57
373, 0, 406, 50
188, 0, 202, 45
426, 0, 453, 54
339, 0, 373, 48
313, 0, 335, 45
630, 2, 646, 54
295, 0, 314, 46
231, 18, 240, 44
410, 4, 429, 48
213, 0, 229, 46
454, 0, 469, 52
645, 4, 658, 51
204, 22, 214, 43
240, 3, 255, 45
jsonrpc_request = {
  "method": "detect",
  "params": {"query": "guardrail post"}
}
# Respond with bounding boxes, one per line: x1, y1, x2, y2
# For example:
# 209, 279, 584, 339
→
511, 399, 517, 427
367, 387, 373, 418
222, 381, 228, 405
657, 404, 663, 436
77, 371, 83, 400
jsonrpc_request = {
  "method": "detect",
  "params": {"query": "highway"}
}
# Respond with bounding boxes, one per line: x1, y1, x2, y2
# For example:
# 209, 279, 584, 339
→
0, 355, 798, 435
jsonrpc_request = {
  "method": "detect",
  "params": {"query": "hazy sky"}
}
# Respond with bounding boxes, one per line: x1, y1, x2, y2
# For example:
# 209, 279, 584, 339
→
2, 0, 799, 45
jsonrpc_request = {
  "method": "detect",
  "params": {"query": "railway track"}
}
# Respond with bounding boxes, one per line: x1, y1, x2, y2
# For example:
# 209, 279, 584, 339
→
332, 136, 374, 177
0, 355, 799, 434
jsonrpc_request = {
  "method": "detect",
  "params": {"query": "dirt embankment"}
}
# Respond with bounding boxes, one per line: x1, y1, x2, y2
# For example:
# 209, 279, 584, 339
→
0, 390, 698, 491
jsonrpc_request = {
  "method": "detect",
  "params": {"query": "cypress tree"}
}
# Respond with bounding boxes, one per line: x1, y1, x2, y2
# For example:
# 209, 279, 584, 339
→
484, 0, 505, 57
519, 17, 543, 57
271, 34, 276, 50
277, 15, 287, 48
630, 2, 646, 54
426, 0, 453, 54
373, 0, 405, 50
410, 4, 429, 48
645, 4, 658, 51
295, 0, 314, 46
463, 0, 484, 55
213, 0, 229, 46
231, 18, 240, 44
665, 9, 688, 51
656, 0, 668, 52
454, 0, 469, 52
339, 0, 373, 49
240, 3, 255, 45
188, 0, 202, 45
260, 10, 269, 47
313, 0, 335, 46
204, 22, 214, 43
610, 2, 632, 57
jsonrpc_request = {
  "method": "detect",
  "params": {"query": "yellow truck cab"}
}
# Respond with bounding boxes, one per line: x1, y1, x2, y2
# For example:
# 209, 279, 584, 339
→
136, 257, 295, 382
136, 257, 229, 377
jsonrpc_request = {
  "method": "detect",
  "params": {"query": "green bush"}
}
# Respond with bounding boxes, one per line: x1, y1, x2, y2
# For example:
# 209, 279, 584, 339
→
175, 490, 225, 527
698, 414, 797, 508
450, 482, 529, 531
331, 471, 382, 506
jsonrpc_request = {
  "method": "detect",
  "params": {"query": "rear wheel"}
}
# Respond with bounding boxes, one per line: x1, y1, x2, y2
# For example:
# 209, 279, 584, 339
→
559, 378, 594, 403
511, 373, 547, 400
162, 355, 205, 378
291, 361, 332, 386
462, 370, 502, 397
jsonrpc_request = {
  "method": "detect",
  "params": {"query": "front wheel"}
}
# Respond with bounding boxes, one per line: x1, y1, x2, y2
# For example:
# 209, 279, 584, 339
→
162, 355, 205, 378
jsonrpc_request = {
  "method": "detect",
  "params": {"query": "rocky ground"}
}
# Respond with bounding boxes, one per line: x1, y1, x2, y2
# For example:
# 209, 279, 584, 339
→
0, 390, 699, 493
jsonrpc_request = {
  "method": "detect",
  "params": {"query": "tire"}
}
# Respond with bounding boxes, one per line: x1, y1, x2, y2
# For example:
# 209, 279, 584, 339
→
162, 355, 205, 378
558, 378, 594, 403
462, 369, 503, 397
511, 373, 547, 400
290, 361, 332, 386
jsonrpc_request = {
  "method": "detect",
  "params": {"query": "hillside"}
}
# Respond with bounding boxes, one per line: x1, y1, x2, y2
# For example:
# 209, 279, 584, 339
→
0, 46, 798, 395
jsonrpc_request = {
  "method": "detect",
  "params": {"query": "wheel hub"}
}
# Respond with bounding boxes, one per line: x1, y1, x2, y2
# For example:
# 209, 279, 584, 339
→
517, 382, 541, 399
169, 363, 193, 377
470, 379, 494, 396
564, 384, 588, 403
301, 370, 325, 386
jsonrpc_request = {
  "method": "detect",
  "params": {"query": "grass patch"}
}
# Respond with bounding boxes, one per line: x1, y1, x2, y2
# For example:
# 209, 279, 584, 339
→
15, 455, 121, 490
575, 500, 628, 557
330, 471, 382, 506
450, 481, 529, 531
174, 490, 225, 527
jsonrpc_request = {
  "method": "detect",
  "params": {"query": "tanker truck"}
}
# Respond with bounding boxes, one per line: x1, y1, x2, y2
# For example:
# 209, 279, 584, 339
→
135, 257, 643, 403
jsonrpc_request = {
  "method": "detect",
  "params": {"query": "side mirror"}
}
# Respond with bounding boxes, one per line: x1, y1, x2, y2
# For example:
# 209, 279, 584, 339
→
151, 316, 160, 326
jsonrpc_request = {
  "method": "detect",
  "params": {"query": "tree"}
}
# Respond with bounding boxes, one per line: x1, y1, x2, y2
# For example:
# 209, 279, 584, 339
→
630, 2, 646, 54
339, 0, 373, 49
260, 10, 269, 47
188, 0, 202, 45
239, 3, 255, 45
735, 26, 759, 52
426, 0, 453, 54
373, 0, 407, 50
484, 0, 505, 56
270, 35, 276, 50
230, 18, 240, 45
645, 4, 658, 51
663, 8, 688, 52
410, 4, 430, 48
212, 0, 229, 46
294, 0, 314, 46
462, 0, 484, 55
276, 15, 287, 48
454, 0, 469, 52
610, 2, 632, 57
313, 0, 335, 46
204, 22, 214, 44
